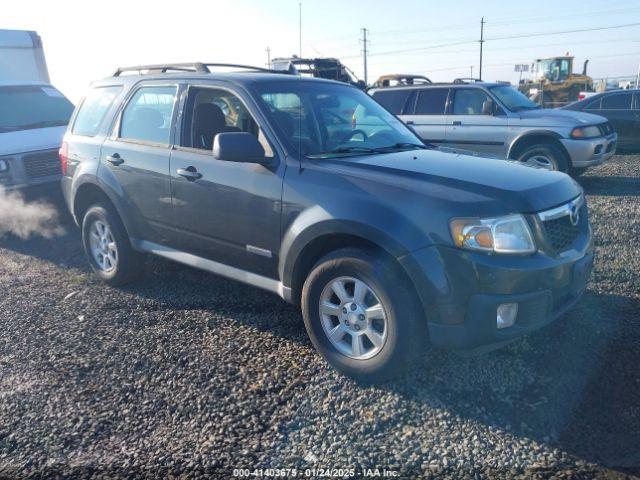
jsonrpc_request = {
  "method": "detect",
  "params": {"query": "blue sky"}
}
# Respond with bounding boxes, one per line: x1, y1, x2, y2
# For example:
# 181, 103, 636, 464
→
4, 0, 639, 101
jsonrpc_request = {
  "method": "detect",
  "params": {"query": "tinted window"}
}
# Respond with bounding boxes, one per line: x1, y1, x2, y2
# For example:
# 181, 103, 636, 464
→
257, 82, 420, 157
414, 89, 448, 115
0, 85, 74, 133
601, 92, 632, 110
584, 97, 602, 110
120, 86, 177, 145
371, 90, 412, 114
452, 89, 490, 115
72, 86, 120, 137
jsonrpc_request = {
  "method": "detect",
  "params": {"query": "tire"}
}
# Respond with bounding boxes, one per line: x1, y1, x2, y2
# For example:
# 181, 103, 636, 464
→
301, 248, 425, 382
81, 203, 143, 286
517, 143, 569, 173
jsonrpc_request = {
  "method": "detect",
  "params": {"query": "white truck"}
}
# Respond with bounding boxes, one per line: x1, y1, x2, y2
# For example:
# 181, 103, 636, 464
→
0, 30, 74, 189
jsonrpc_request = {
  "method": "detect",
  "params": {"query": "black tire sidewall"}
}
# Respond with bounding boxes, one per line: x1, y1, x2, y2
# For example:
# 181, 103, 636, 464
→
518, 144, 569, 173
302, 249, 422, 381
82, 204, 138, 285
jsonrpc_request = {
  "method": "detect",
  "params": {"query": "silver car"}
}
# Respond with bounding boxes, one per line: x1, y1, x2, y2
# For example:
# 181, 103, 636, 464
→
370, 81, 617, 174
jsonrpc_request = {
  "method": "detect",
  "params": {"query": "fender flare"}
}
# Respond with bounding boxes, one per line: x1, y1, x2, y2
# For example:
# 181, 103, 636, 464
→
278, 204, 418, 290
506, 130, 565, 159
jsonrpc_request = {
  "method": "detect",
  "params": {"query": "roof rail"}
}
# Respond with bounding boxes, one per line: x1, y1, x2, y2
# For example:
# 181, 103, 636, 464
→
112, 62, 283, 77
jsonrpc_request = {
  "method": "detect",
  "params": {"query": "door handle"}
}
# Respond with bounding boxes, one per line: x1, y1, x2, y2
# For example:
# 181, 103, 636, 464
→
177, 167, 202, 181
452, 121, 462, 126
406, 120, 415, 125
106, 154, 124, 166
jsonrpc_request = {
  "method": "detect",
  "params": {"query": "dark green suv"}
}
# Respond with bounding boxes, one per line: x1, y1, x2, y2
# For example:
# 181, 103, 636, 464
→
61, 63, 593, 381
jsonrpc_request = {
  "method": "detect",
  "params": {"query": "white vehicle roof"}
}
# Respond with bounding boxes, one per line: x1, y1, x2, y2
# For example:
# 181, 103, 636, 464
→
0, 30, 50, 83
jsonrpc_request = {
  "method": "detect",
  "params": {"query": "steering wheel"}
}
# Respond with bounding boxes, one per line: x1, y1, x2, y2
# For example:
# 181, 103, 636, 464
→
339, 129, 368, 144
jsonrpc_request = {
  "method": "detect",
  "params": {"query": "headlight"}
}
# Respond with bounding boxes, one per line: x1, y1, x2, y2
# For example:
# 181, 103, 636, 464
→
570, 125, 601, 139
450, 214, 536, 254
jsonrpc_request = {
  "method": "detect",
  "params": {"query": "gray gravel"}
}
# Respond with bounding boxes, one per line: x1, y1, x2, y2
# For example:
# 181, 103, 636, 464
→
0, 156, 639, 479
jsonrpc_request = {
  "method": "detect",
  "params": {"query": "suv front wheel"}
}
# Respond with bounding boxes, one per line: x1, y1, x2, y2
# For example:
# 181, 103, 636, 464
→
301, 248, 424, 382
82, 204, 143, 286
517, 143, 569, 173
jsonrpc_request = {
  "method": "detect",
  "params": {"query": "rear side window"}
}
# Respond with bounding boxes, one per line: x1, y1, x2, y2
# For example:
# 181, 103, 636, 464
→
372, 90, 412, 114
414, 89, 448, 115
120, 86, 177, 145
72, 86, 121, 136
601, 92, 632, 110
452, 89, 490, 115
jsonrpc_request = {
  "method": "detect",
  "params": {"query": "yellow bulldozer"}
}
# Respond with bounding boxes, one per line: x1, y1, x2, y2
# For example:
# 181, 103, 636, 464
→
518, 55, 593, 108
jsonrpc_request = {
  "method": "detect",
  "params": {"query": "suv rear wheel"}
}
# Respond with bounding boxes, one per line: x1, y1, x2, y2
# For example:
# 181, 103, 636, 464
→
301, 248, 424, 382
82, 204, 143, 286
517, 143, 569, 173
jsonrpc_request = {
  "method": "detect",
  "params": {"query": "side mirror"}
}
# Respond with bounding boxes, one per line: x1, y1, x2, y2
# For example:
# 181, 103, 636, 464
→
213, 132, 268, 164
482, 99, 495, 115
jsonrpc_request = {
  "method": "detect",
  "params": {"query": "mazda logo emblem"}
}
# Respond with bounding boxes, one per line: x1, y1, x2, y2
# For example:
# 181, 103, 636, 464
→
569, 204, 580, 226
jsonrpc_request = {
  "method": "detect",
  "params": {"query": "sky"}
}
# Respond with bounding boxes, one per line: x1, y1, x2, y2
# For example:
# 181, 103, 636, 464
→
3, 0, 640, 102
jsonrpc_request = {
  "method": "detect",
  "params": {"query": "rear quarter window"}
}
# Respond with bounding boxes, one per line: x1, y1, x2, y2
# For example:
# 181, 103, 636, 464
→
371, 90, 412, 115
601, 92, 632, 110
72, 86, 122, 137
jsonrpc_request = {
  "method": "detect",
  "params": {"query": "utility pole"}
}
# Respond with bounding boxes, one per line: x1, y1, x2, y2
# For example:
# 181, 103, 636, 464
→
360, 28, 369, 86
479, 17, 485, 81
299, 1, 302, 58
470, 65, 473, 78
265, 47, 271, 69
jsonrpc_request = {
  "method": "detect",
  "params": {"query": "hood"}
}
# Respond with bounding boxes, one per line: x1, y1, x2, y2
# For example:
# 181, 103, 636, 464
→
331, 148, 582, 215
0, 126, 66, 156
516, 108, 606, 126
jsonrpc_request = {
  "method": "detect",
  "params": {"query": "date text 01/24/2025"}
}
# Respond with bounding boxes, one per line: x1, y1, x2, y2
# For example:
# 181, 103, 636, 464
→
232, 468, 399, 477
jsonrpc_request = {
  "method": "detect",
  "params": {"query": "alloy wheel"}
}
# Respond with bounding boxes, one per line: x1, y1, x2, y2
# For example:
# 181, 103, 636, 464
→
89, 220, 118, 272
319, 276, 388, 360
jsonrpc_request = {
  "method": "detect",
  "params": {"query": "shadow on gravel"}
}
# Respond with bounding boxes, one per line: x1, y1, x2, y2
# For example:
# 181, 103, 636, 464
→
578, 176, 640, 197
380, 291, 640, 475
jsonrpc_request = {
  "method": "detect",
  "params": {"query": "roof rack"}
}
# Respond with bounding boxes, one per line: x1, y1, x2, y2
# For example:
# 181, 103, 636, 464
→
112, 62, 283, 77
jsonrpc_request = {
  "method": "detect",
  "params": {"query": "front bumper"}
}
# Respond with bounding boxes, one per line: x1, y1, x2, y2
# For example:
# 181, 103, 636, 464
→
399, 240, 594, 351
561, 133, 617, 168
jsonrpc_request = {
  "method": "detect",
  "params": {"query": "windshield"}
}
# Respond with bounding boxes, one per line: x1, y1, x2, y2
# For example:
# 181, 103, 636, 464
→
489, 85, 539, 111
255, 81, 423, 158
0, 85, 74, 133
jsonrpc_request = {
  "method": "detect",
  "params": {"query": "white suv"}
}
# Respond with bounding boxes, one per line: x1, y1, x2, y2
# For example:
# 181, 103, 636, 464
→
370, 81, 617, 175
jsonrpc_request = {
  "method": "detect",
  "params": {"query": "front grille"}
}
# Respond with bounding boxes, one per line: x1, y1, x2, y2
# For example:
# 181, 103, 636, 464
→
542, 213, 582, 251
538, 195, 588, 254
22, 150, 61, 178
598, 121, 614, 136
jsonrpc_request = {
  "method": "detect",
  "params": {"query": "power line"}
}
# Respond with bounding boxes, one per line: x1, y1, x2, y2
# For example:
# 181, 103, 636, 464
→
486, 21, 640, 42
338, 21, 640, 60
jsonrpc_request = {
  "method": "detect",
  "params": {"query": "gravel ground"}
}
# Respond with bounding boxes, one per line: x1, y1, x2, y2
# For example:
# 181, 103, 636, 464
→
0, 156, 638, 479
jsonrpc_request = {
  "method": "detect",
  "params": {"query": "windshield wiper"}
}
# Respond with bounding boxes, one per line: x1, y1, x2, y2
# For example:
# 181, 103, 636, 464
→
0, 120, 67, 133
375, 142, 429, 151
307, 146, 381, 157
512, 105, 541, 111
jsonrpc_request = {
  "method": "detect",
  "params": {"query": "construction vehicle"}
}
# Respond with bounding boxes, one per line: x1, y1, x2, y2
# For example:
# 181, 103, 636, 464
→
271, 56, 366, 89
518, 55, 593, 107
